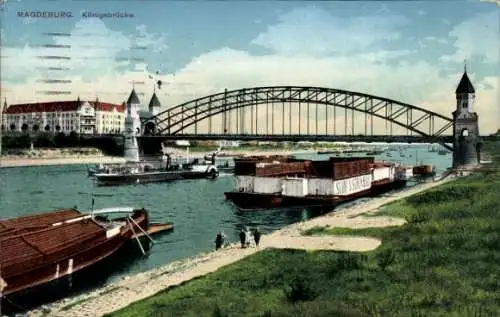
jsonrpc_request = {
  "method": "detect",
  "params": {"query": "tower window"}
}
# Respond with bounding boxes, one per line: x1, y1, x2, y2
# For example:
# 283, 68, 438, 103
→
462, 129, 469, 137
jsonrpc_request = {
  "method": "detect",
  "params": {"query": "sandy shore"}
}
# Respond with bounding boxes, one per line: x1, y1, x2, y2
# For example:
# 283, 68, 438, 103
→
28, 175, 457, 317
0, 149, 312, 168
217, 149, 314, 157
0, 156, 126, 168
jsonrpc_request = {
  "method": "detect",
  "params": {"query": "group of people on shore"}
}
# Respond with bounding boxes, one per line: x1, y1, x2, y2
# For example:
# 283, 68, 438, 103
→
214, 227, 261, 250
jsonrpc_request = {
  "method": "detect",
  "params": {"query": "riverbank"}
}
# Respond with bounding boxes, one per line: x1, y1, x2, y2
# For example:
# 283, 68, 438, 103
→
102, 161, 498, 316
0, 149, 313, 168
28, 175, 459, 317
0, 156, 126, 168
0, 147, 127, 168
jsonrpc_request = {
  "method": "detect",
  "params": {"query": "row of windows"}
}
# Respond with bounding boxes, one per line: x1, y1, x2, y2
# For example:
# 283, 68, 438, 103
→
3, 113, 124, 120
2, 119, 123, 127
0, 124, 122, 134
1, 123, 63, 132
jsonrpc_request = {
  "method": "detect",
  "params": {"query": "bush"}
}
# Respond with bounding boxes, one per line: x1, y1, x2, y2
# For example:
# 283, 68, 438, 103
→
212, 304, 229, 317
285, 277, 319, 303
406, 184, 481, 206
377, 249, 395, 270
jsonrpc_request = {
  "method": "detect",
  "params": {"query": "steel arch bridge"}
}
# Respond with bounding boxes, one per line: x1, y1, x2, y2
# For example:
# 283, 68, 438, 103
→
141, 86, 455, 151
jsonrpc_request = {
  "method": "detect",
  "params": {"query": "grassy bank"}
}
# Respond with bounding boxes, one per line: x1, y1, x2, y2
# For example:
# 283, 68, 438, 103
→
108, 143, 500, 317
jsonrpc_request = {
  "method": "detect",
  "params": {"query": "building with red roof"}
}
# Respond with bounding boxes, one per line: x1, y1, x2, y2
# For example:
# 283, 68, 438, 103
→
1, 98, 125, 134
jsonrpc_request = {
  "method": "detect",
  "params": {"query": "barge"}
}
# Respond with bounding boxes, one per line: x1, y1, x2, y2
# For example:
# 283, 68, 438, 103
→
224, 156, 409, 211
0, 207, 152, 309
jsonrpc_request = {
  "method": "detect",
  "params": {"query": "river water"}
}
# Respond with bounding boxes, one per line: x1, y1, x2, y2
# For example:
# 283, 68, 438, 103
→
0, 146, 451, 297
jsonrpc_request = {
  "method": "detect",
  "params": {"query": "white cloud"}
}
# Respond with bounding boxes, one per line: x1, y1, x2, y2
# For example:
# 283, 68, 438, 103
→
2, 8, 499, 135
375, 3, 391, 14
419, 74, 500, 134
1, 18, 168, 83
417, 10, 426, 16
135, 24, 168, 53
4, 47, 498, 134
441, 11, 499, 64
424, 36, 448, 44
251, 7, 409, 57
479, 0, 500, 6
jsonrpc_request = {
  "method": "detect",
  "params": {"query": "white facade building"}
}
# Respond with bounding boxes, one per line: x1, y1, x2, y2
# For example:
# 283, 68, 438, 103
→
1, 98, 125, 134
216, 140, 241, 148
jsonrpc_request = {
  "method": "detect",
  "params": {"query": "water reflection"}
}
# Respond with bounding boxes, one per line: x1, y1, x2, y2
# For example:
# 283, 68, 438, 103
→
231, 206, 325, 236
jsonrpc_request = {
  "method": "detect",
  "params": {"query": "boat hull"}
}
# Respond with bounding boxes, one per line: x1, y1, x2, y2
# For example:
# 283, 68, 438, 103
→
225, 179, 407, 211
1, 210, 149, 301
88, 167, 106, 177
217, 166, 235, 174
1, 238, 148, 314
95, 169, 217, 186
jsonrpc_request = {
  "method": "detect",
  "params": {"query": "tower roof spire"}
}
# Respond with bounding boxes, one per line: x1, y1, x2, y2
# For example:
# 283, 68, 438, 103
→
455, 65, 475, 94
148, 92, 162, 110
127, 88, 141, 104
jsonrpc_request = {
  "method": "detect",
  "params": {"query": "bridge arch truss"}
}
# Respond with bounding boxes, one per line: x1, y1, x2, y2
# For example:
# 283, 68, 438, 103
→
144, 86, 453, 148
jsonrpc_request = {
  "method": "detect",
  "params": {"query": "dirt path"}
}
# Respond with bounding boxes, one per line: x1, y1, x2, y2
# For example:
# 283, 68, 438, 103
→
28, 177, 455, 317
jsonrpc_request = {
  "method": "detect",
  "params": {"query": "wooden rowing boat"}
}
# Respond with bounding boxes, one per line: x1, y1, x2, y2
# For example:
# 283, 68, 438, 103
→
0, 207, 149, 298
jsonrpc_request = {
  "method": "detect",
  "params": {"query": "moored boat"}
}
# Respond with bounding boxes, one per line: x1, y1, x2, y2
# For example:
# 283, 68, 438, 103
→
413, 164, 435, 177
224, 156, 409, 211
216, 159, 235, 174
88, 163, 107, 176
366, 150, 383, 155
317, 149, 339, 155
94, 163, 218, 186
0, 207, 150, 304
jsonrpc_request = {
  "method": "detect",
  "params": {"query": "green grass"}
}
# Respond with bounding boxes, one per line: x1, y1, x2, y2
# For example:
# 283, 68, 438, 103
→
107, 142, 500, 317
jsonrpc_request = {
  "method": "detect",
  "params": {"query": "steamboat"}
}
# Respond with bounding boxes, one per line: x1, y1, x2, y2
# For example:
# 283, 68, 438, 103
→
0, 206, 154, 311
93, 154, 219, 186
224, 156, 412, 211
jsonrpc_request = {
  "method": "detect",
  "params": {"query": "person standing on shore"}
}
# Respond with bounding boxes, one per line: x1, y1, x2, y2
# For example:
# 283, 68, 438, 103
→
215, 232, 225, 250
245, 227, 252, 247
253, 227, 261, 247
239, 229, 246, 248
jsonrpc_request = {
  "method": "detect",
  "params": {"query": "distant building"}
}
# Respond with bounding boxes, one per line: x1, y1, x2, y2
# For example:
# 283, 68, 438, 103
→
257, 141, 278, 146
297, 141, 314, 146
216, 140, 240, 148
176, 140, 191, 147
1, 98, 125, 134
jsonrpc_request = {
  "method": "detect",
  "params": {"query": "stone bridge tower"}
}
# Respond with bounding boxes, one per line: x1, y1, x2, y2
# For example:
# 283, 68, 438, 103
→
452, 66, 481, 168
123, 88, 141, 162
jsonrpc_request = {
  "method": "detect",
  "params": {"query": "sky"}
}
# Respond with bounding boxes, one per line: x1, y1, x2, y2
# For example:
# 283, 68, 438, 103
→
0, 0, 499, 134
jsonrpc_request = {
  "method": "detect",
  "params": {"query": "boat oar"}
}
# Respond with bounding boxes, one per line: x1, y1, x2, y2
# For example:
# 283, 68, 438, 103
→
128, 215, 156, 244
127, 218, 146, 256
